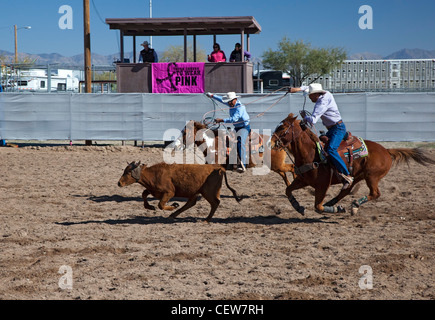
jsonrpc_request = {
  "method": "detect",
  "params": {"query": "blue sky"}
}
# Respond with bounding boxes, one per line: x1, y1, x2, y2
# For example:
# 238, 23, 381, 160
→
1, 0, 435, 60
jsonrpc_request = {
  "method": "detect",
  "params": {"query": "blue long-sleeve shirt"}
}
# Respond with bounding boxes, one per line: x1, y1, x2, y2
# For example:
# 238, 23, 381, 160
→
212, 95, 250, 128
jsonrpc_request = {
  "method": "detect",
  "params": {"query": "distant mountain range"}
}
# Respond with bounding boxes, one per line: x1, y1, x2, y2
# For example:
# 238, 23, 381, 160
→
1, 48, 434, 66
0, 49, 129, 66
349, 48, 435, 60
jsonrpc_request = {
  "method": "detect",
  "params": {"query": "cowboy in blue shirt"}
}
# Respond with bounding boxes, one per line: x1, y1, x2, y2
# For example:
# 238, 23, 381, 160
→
290, 83, 354, 190
206, 92, 250, 173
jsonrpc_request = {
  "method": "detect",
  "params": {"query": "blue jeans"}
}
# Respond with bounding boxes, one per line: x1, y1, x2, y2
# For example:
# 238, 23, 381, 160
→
325, 122, 350, 175
235, 124, 251, 167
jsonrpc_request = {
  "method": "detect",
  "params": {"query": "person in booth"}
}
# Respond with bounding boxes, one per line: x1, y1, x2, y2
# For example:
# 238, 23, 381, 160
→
229, 43, 251, 62
138, 41, 158, 63
207, 43, 226, 62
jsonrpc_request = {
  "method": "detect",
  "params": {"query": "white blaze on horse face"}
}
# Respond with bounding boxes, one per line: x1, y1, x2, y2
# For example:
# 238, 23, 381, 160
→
195, 129, 216, 164
202, 131, 216, 153
173, 138, 182, 149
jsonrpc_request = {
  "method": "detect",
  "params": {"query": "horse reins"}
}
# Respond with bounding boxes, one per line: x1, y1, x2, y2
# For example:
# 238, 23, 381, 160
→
273, 120, 321, 176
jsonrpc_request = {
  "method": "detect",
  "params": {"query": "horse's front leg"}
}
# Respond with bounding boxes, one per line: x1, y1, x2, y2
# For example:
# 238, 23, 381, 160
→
315, 187, 346, 214
285, 177, 308, 215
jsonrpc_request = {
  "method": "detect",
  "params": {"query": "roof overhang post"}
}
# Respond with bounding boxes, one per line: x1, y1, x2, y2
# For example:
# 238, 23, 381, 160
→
247, 33, 250, 53
120, 30, 124, 62
193, 35, 197, 62
133, 35, 136, 63
240, 28, 245, 59
184, 28, 187, 62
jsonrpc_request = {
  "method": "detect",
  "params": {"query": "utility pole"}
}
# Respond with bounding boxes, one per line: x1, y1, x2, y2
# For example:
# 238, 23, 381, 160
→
13, 25, 31, 64
14, 25, 18, 64
149, 0, 153, 48
83, 0, 92, 93
83, 0, 92, 146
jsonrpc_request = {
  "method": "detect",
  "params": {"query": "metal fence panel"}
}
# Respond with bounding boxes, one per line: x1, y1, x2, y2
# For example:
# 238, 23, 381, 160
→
0, 92, 434, 141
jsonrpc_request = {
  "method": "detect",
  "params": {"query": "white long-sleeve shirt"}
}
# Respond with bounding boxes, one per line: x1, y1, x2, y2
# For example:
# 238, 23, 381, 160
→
301, 86, 342, 127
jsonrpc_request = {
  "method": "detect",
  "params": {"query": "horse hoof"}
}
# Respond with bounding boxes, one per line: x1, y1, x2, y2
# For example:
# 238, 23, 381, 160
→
297, 206, 305, 216
172, 202, 180, 208
351, 207, 358, 216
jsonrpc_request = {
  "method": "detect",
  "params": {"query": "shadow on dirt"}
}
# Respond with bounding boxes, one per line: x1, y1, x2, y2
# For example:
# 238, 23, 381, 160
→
72, 194, 249, 204
56, 214, 338, 227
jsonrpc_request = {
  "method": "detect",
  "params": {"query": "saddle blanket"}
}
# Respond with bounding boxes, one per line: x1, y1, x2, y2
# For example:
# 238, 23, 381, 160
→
317, 137, 369, 163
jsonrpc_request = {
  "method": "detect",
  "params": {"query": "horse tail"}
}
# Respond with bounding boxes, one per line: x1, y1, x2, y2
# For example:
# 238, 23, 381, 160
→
388, 148, 435, 167
222, 169, 243, 203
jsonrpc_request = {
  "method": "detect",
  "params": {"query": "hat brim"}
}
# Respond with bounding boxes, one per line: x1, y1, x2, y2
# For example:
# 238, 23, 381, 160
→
222, 96, 240, 103
309, 90, 326, 95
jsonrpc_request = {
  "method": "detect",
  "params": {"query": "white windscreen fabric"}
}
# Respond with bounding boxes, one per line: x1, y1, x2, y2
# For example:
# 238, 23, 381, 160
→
0, 92, 434, 141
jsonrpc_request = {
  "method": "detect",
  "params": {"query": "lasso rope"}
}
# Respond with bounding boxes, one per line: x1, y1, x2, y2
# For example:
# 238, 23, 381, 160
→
202, 86, 290, 126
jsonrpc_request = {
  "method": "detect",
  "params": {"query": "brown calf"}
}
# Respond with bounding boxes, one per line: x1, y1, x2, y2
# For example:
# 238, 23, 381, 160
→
118, 162, 242, 222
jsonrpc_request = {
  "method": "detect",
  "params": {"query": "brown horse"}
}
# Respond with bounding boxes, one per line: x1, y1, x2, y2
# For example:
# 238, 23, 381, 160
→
273, 113, 435, 215
176, 121, 295, 187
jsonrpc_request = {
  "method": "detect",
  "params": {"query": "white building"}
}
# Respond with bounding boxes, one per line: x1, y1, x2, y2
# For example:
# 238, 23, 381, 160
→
308, 59, 435, 91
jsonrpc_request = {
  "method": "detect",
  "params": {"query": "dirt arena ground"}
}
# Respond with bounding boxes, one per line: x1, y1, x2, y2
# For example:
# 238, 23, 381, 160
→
0, 142, 434, 300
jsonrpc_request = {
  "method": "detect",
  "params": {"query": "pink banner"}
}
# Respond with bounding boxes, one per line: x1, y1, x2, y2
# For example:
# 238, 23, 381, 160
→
152, 62, 205, 93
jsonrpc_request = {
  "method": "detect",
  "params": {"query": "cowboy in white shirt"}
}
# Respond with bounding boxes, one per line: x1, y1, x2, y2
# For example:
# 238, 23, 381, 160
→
289, 83, 354, 190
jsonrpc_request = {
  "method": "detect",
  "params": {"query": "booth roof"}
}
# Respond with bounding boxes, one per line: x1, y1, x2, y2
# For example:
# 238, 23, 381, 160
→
105, 16, 262, 36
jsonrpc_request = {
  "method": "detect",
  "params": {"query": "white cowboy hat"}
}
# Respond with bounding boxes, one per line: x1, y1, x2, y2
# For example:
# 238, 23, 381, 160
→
222, 92, 240, 102
141, 41, 150, 46
308, 83, 326, 95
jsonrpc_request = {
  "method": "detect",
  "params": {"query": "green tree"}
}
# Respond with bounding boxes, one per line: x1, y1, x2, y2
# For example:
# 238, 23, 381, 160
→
160, 42, 206, 62
262, 36, 347, 86
0, 53, 36, 66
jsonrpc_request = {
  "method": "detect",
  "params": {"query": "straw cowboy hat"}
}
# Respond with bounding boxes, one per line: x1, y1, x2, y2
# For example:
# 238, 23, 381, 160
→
222, 92, 240, 102
307, 83, 326, 95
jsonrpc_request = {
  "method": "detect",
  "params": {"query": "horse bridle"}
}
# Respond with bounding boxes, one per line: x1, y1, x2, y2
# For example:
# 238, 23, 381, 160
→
273, 120, 320, 176
273, 120, 300, 149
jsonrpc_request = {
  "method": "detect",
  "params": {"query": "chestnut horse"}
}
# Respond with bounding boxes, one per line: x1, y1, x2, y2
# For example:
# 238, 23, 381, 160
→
176, 121, 295, 187
273, 113, 435, 215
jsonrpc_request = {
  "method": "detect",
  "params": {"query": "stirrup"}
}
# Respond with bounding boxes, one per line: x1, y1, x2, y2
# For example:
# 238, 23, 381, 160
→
338, 173, 354, 190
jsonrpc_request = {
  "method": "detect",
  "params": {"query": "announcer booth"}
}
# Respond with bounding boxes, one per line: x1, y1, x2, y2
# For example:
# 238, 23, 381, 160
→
105, 16, 262, 93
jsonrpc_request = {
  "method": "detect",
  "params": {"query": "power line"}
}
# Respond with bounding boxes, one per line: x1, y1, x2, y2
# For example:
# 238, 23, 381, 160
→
91, 0, 107, 25
90, 0, 119, 53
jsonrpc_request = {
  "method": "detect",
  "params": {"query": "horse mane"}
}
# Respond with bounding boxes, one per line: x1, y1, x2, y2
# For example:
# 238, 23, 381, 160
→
304, 125, 320, 144
280, 113, 320, 145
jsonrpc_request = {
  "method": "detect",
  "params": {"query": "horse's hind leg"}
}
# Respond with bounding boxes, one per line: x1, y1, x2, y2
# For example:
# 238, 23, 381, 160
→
324, 177, 363, 207
351, 176, 381, 215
